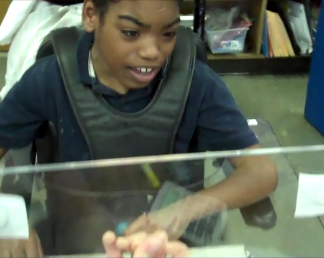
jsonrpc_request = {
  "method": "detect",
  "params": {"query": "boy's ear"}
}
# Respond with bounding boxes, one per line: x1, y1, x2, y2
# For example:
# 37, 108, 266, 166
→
82, 0, 99, 32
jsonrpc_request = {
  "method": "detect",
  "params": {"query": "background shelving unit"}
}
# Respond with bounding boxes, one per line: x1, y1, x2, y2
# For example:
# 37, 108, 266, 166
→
183, 0, 314, 74
0, 0, 317, 74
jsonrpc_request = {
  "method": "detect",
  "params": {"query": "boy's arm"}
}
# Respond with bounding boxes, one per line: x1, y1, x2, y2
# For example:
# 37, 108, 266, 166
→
197, 145, 277, 209
0, 58, 53, 193
0, 58, 52, 151
195, 67, 278, 209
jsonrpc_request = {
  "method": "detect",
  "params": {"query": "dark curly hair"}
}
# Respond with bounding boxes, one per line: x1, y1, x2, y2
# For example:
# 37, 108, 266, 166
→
92, 0, 183, 23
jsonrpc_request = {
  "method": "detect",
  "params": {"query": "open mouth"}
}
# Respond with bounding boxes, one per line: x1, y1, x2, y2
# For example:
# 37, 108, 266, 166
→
129, 67, 159, 84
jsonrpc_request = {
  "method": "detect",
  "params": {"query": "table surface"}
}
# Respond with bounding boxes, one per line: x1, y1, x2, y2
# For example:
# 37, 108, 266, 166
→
47, 245, 249, 258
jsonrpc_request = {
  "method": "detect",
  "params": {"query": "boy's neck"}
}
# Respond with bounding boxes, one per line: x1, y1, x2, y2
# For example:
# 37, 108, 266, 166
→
90, 46, 128, 95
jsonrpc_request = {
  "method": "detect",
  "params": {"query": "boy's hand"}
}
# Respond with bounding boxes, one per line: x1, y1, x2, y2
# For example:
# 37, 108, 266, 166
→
102, 230, 189, 258
124, 204, 188, 240
0, 228, 43, 258
125, 194, 226, 240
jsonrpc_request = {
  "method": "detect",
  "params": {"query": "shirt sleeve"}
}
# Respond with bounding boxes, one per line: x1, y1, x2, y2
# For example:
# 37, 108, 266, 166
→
0, 58, 53, 149
196, 65, 259, 151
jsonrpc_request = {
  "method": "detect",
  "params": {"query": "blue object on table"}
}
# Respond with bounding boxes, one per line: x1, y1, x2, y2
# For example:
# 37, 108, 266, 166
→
305, 3, 324, 136
116, 222, 129, 236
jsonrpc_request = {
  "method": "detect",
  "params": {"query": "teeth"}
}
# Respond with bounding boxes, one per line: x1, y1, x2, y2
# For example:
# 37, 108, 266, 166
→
136, 67, 153, 73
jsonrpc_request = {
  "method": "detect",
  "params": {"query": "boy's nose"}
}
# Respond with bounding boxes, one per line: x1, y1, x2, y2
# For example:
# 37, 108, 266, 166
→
138, 40, 160, 61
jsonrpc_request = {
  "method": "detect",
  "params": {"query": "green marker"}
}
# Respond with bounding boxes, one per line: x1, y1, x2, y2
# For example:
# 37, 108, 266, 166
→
141, 163, 161, 188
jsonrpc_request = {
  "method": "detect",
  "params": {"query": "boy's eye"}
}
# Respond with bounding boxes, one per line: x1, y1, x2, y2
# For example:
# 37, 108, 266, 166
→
164, 32, 177, 38
122, 30, 139, 37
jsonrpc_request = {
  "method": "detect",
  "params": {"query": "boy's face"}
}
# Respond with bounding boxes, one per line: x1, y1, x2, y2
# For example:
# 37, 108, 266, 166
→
83, 0, 180, 92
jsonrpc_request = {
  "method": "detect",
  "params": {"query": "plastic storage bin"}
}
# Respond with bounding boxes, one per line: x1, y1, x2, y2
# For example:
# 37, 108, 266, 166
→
205, 27, 249, 54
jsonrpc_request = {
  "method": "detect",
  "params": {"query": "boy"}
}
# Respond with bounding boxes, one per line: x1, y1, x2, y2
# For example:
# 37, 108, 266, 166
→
0, 0, 278, 256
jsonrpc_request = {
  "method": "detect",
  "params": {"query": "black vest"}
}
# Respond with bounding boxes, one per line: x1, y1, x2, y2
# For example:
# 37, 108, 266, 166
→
40, 26, 205, 191
36, 26, 207, 256
52, 26, 196, 160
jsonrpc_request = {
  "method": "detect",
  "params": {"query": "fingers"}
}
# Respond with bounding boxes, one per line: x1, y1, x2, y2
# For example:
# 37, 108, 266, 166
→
165, 241, 190, 258
115, 237, 129, 250
35, 233, 44, 258
115, 231, 151, 254
103, 231, 149, 257
0, 232, 43, 258
126, 231, 147, 252
25, 230, 43, 258
124, 215, 147, 236
0, 241, 11, 258
103, 230, 189, 258
10, 242, 26, 258
125, 214, 179, 239
132, 231, 168, 258
102, 231, 123, 258
131, 231, 189, 258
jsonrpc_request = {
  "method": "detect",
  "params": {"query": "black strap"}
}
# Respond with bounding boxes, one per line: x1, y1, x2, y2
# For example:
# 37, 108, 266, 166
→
50, 27, 92, 151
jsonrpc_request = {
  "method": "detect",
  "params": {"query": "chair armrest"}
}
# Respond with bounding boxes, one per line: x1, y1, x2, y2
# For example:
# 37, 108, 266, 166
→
240, 197, 277, 230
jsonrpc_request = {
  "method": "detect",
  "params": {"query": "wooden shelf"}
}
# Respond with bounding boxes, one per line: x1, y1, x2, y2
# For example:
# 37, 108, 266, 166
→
207, 52, 264, 60
207, 55, 311, 74
0, 0, 12, 52
0, 45, 10, 52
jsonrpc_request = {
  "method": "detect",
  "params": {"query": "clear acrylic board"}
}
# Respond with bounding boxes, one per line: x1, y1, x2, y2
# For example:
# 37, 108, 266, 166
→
0, 119, 324, 257
1, 144, 324, 257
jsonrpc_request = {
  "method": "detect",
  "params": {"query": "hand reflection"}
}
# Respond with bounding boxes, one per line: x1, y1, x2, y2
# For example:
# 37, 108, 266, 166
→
125, 194, 226, 241
124, 204, 189, 240
102, 230, 189, 258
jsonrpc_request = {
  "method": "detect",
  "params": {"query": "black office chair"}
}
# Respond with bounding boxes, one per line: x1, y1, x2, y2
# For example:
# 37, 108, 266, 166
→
1, 26, 276, 232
